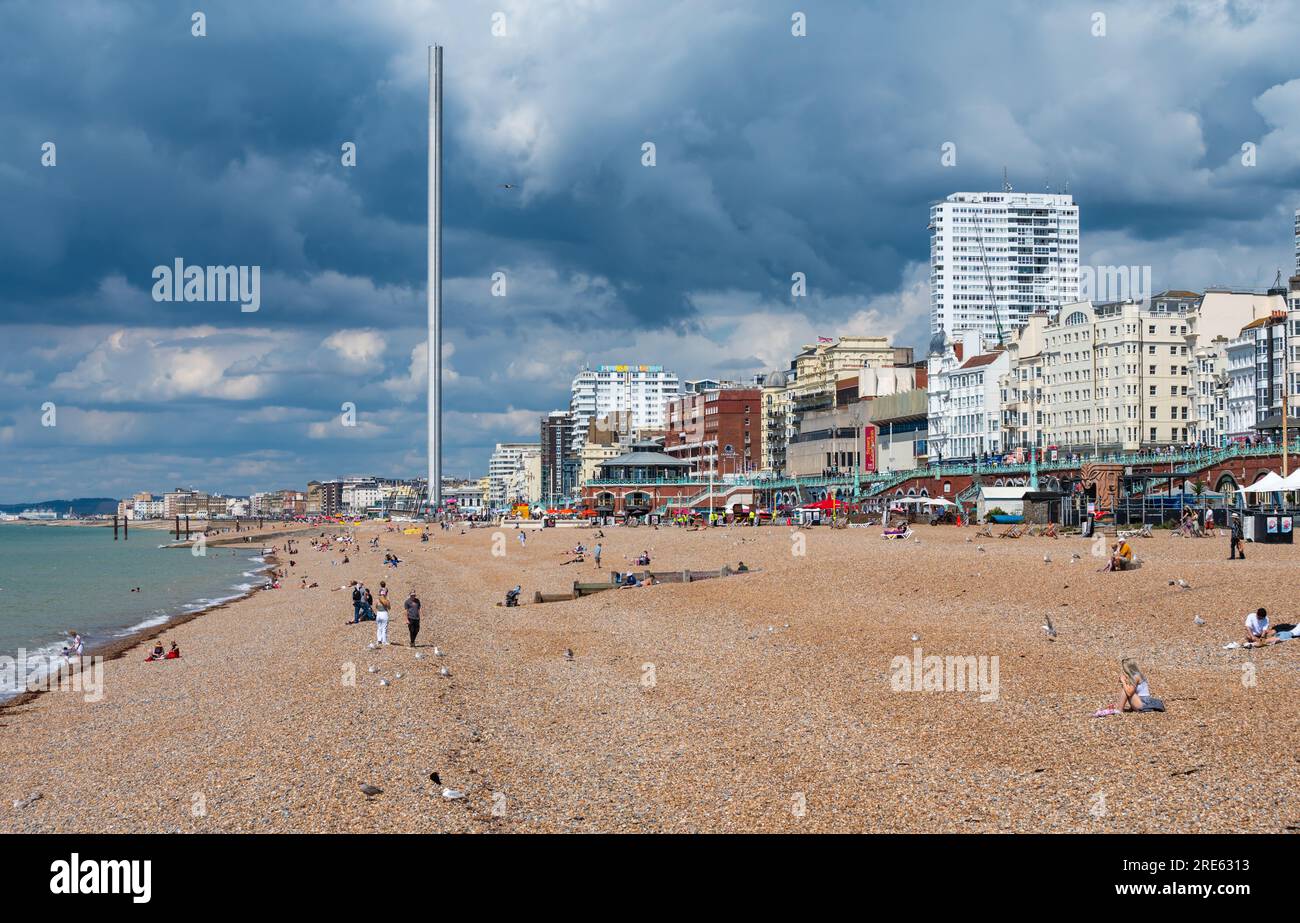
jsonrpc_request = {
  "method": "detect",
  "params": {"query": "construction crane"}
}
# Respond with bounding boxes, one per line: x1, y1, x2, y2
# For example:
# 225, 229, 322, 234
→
973, 210, 1005, 345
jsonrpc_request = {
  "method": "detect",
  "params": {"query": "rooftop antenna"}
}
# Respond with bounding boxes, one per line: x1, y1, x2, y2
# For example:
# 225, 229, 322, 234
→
1002, 167, 1013, 193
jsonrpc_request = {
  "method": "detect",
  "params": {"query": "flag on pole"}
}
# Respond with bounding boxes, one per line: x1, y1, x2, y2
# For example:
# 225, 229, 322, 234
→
817, 336, 833, 343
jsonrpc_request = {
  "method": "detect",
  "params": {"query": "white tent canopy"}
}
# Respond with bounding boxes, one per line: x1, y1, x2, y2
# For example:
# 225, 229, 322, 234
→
1238, 472, 1288, 493
1282, 470, 1300, 490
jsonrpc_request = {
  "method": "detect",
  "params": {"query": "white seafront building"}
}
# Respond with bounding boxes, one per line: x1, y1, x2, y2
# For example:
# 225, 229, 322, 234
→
926, 329, 1009, 461
487, 442, 541, 507
929, 190, 1080, 343
568, 364, 680, 451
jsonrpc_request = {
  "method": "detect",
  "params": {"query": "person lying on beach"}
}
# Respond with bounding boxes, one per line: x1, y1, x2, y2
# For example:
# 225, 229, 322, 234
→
165, 642, 181, 660
145, 642, 165, 662
619, 574, 642, 589
1106, 540, 1133, 571
1244, 608, 1276, 645
1119, 659, 1164, 713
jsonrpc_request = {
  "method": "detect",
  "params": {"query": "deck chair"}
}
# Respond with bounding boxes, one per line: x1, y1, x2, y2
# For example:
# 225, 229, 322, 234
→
999, 523, 1023, 538
974, 524, 993, 537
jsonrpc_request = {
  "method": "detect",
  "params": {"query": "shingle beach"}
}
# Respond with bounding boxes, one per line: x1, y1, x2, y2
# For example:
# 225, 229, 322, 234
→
3, 522, 1297, 833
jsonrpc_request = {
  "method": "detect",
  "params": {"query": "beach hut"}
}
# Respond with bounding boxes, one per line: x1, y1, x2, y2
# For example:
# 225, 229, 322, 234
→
977, 485, 1030, 523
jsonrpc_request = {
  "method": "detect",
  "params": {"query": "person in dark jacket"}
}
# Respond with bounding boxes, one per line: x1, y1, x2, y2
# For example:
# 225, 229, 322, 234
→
1229, 513, 1245, 560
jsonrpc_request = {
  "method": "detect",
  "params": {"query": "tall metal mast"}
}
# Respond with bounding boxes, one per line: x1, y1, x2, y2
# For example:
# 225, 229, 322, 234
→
427, 45, 443, 514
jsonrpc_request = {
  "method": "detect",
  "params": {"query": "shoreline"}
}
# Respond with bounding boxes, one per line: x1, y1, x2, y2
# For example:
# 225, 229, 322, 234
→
0, 551, 279, 716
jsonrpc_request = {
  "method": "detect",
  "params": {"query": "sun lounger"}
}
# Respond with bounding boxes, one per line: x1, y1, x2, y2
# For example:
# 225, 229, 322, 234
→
881, 528, 912, 540
974, 525, 993, 537
998, 524, 1023, 538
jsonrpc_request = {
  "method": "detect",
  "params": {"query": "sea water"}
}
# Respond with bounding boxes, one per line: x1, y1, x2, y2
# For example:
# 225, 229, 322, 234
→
0, 524, 269, 697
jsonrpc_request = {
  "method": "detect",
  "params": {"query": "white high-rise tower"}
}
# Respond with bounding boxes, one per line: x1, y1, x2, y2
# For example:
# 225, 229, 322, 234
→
929, 189, 1080, 343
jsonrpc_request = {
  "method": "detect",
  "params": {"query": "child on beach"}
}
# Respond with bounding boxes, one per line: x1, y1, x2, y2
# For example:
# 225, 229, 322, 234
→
1119, 659, 1164, 713
61, 631, 83, 659
165, 642, 181, 659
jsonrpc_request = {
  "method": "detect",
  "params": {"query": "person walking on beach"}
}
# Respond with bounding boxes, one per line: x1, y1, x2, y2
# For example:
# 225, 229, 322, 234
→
404, 591, 421, 647
347, 581, 362, 623
593, 542, 602, 568
1229, 513, 1245, 560
374, 582, 391, 645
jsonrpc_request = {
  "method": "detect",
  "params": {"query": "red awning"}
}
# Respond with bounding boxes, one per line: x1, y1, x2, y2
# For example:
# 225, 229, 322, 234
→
801, 497, 858, 511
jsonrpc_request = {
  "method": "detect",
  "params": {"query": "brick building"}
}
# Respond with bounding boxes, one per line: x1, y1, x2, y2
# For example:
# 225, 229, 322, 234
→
663, 388, 760, 476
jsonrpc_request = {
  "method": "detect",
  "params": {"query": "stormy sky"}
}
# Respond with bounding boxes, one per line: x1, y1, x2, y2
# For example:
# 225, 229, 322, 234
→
3, 0, 1300, 501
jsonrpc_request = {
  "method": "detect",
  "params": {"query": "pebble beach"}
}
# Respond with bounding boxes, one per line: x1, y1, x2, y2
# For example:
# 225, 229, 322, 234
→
2, 521, 1297, 833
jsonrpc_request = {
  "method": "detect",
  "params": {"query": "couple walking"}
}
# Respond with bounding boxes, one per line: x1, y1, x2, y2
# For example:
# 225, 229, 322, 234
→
373, 584, 423, 647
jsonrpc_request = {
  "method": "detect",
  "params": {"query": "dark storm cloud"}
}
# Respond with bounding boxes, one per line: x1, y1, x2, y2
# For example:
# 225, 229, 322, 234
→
4, 0, 1300, 499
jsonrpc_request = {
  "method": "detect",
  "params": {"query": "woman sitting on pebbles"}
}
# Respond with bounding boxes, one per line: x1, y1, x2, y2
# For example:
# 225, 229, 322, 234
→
1119, 659, 1164, 713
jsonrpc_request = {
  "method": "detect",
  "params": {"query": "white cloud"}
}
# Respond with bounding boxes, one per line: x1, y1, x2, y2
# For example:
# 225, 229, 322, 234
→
323, 328, 387, 367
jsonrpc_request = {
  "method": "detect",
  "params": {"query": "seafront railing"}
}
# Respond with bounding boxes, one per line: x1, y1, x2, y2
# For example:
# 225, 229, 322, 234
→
583, 442, 1300, 503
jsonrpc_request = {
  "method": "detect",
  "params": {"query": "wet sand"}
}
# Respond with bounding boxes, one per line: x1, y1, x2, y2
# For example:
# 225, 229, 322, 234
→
2, 522, 1297, 833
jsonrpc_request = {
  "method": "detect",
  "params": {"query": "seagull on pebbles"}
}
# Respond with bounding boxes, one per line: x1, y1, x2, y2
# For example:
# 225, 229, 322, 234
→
360, 784, 383, 798
1193, 615, 1206, 626
1042, 615, 1057, 640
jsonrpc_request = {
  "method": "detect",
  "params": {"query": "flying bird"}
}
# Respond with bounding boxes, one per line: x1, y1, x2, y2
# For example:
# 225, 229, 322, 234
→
499, 183, 516, 189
